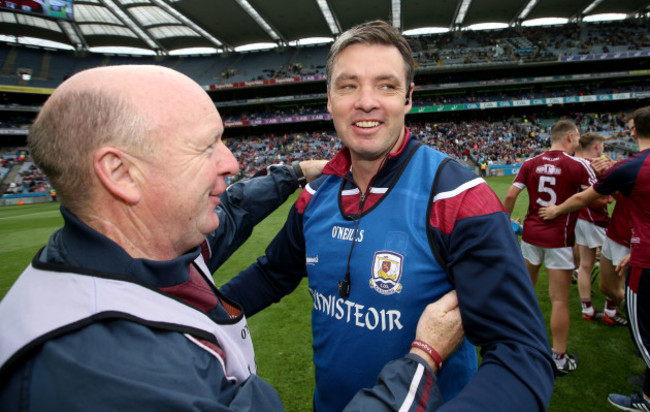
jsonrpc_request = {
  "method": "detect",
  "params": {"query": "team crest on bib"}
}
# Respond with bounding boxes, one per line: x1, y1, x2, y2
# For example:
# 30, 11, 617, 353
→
369, 251, 403, 295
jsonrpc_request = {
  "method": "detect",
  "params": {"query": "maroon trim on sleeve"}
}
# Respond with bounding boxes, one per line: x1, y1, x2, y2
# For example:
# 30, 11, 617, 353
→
430, 183, 504, 234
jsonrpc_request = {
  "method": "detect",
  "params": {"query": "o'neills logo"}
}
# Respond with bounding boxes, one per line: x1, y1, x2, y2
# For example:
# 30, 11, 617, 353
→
332, 225, 364, 242
369, 251, 403, 295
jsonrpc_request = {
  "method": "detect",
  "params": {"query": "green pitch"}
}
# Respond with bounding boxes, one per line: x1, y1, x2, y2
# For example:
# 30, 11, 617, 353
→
0, 176, 642, 411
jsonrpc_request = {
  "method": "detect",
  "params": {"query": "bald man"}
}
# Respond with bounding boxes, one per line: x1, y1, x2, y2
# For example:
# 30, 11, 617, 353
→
0, 65, 464, 411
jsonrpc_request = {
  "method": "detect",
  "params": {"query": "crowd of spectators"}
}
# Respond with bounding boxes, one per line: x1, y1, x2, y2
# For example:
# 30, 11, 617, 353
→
261, 63, 305, 78
0, 110, 636, 191
523, 19, 650, 56
219, 69, 240, 81
247, 62, 326, 81
408, 19, 649, 68
217, 80, 649, 125
410, 29, 526, 66
0, 113, 34, 129
409, 118, 548, 165
212, 19, 649, 83
221, 111, 635, 180
224, 130, 341, 179
221, 103, 327, 123
1, 150, 52, 196
0, 19, 645, 201
413, 82, 648, 107
0, 149, 26, 180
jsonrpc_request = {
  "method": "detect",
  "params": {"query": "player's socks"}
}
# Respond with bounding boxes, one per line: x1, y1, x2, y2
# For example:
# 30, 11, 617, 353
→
552, 349, 566, 367
604, 297, 618, 318
581, 299, 595, 319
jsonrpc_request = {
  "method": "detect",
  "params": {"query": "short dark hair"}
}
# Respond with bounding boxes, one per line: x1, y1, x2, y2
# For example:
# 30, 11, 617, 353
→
632, 106, 650, 138
326, 20, 414, 90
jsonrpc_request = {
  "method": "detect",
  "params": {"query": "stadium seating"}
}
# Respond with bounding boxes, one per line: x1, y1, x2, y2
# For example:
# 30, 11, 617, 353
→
0, 18, 647, 187
0, 19, 648, 88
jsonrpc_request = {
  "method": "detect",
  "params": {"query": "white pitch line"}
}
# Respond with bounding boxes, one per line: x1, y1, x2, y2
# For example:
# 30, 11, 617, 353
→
0, 210, 60, 221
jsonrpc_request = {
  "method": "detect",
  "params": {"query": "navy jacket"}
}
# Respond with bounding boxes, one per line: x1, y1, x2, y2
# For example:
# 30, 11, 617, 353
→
0, 165, 447, 411
223, 131, 555, 411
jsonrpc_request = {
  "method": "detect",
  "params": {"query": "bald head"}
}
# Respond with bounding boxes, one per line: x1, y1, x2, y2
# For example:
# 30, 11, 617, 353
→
28, 65, 220, 212
55, 65, 204, 101
56, 65, 213, 132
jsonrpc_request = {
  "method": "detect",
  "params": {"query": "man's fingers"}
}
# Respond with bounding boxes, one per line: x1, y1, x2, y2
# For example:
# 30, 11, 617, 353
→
434, 290, 458, 312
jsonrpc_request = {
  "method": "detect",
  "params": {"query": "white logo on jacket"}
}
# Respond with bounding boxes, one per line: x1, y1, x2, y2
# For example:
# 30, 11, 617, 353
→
369, 251, 403, 295
331, 225, 364, 242
309, 288, 404, 331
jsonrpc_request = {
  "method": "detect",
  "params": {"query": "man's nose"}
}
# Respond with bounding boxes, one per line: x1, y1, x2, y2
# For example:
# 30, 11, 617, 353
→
216, 143, 240, 176
354, 86, 379, 111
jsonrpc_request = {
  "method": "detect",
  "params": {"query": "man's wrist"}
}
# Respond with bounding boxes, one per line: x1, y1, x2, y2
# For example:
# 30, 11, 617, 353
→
410, 340, 442, 373
291, 161, 307, 188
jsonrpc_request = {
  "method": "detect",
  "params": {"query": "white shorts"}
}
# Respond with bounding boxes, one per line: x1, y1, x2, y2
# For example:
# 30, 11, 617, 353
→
521, 240, 575, 270
601, 237, 631, 267
575, 219, 606, 249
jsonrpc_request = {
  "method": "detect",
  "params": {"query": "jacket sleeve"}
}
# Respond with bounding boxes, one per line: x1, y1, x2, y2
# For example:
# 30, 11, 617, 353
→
220, 203, 307, 316
344, 354, 443, 412
205, 165, 299, 273
429, 161, 554, 411
0, 320, 285, 412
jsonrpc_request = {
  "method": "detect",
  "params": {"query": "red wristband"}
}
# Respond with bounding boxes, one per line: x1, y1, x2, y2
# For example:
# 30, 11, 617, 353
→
411, 339, 443, 371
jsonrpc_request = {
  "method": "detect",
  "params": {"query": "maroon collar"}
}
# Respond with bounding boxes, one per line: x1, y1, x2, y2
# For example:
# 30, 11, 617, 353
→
322, 127, 412, 178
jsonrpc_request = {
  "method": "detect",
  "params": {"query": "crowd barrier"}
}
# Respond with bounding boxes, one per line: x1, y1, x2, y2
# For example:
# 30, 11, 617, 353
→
488, 164, 522, 177
0, 192, 53, 206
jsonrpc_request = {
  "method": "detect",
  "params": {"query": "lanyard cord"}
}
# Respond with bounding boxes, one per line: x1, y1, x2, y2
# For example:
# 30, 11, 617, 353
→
338, 197, 364, 298
337, 132, 401, 298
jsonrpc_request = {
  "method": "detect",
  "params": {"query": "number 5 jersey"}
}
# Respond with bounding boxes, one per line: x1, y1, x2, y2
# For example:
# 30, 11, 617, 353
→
513, 150, 597, 248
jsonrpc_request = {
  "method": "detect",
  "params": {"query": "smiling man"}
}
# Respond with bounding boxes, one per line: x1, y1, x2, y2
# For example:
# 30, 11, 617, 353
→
222, 20, 554, 411
0, 65, 470, 412
0, 65, 280, 411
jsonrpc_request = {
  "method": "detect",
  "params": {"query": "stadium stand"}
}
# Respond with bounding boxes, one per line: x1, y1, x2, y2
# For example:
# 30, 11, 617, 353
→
292, 45, 329, 76
0, 20, 647, 88
0, 18, 648, 189
1, 7, 649, 411
174, 54, 238, 85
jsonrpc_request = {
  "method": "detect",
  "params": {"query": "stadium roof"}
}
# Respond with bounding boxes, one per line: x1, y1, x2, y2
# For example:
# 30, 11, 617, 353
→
0, 0, 649, 55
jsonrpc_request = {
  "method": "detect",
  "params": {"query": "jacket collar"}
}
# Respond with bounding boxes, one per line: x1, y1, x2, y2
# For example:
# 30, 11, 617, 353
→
44, 206, 199, 288
322, 127, 416, 183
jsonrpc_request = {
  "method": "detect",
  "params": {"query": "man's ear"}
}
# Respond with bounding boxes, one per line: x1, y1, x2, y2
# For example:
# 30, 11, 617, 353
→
326, 90, 332, 115
566, 132, 575, 145
93, 147, 141, 204
404, 83, 414, 112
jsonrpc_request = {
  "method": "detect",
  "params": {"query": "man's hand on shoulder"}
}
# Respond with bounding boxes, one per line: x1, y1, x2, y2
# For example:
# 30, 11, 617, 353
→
410, 290, 464, 373
299, 160, 329, 183
589, 156, 614, 176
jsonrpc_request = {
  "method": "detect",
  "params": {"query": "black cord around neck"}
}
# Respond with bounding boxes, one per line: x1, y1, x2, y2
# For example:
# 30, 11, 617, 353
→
338, 132, 401, 299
